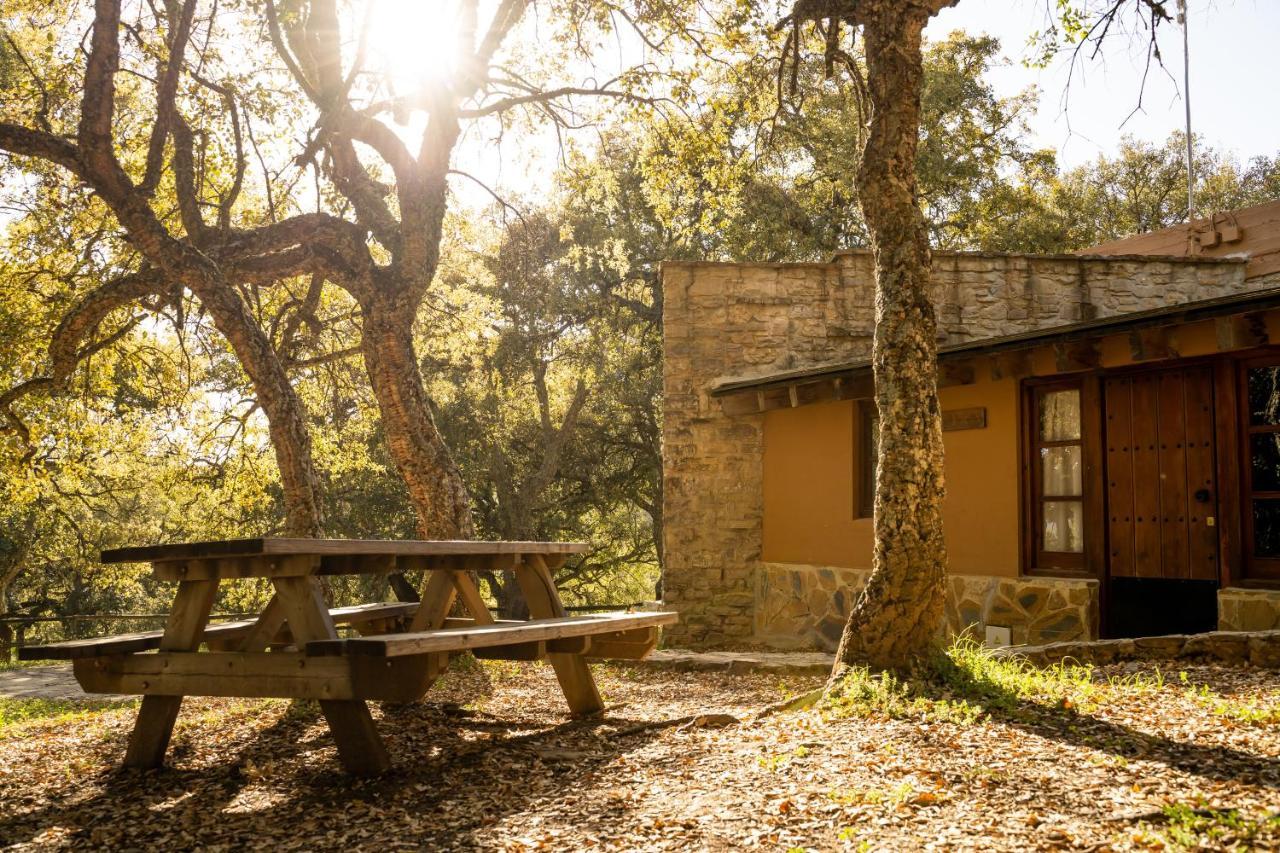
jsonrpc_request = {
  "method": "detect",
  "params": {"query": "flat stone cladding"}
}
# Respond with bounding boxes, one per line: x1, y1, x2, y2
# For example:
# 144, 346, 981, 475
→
755, 563, 1097, 651
662, 251, 1255, 648
1219, 588, 1280, 631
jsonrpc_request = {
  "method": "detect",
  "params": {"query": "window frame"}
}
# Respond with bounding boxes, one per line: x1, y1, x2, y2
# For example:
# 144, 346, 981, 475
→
1020, 375, 1104, 578
1237, 354, 1280, 581
1026, 380, 1086, 570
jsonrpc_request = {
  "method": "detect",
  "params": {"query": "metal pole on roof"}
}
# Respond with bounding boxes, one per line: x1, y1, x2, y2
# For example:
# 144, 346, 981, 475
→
1178, 0, 1195, 221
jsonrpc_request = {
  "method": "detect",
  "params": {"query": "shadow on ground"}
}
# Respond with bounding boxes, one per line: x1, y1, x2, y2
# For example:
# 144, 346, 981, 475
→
895, 656, 1280, 791
0, 666, 706, 849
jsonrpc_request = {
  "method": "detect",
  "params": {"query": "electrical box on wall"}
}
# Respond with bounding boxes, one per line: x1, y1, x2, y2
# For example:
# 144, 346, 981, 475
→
984, 625, 1012, 647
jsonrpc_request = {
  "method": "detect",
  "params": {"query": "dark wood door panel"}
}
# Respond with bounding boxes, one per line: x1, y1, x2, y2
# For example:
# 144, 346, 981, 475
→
1104, 366, 1219, 581
1157, 370, 1191, 579
1105, 377, 1137, 578
1183, 367, 1220, 580
1129, 374, 1164, 577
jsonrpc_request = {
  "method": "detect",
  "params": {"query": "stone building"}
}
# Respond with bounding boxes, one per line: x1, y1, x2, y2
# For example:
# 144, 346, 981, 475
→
661, 200, 1280, 649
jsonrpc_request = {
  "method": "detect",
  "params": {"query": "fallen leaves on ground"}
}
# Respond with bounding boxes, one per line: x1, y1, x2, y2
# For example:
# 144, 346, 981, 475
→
0, 659, 1277, 851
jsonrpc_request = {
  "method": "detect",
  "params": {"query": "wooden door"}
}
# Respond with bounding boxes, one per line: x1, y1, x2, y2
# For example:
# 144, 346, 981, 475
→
1104, 366, 1219, 580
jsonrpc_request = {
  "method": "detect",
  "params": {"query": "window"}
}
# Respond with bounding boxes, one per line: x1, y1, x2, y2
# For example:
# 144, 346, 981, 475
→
857, 400, 878, 518
1240, 358, 1280, 579
1028, 382, 1085, 570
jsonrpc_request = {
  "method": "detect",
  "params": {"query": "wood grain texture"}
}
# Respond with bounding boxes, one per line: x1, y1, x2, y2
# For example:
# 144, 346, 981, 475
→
22, 601, 423, 661
1183, 367, 1220, 580
122, 579, 218, 768
272, 574, 391, 776
308, 612, 678, 659
104, 538, 590, 564
515, 554, 607, 716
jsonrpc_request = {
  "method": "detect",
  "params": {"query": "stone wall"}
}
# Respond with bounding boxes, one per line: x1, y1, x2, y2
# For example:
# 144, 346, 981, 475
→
754, 563, 1097, 651
999, 630, 1280, 669
1219, 588, 1280, 631
662, 251, 1253, 648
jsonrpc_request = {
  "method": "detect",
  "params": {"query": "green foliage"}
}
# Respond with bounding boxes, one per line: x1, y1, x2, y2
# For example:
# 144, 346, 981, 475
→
1179, 672, 1280, 726
1, 0, 1277, 628
1147, 804, 1280, 851
822, 638, 1165, 724
0, 696, 136, 733
972, 133, 1280, 252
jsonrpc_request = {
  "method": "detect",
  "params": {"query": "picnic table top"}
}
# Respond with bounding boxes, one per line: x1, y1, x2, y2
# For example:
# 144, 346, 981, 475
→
101, 537, 592, 564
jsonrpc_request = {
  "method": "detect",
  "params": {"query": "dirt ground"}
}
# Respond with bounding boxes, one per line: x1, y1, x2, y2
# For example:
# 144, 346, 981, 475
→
1, 658, 1277, 851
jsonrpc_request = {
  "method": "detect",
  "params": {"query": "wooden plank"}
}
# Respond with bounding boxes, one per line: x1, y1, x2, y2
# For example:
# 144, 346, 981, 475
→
308, 612, 679, 658
1215, 314, 1269, 351
1184, 367, 1221, 581
1054, 341, 1101, 372
74, 652, 357, 700
1157, 370, 1191, 579
1214, 358, 1242, 586
515, 554, 605, 716
74, 651, 439, 704
19, 601, 421, 661
1129, 327, 1176, 362
833, 374, 875, 401
941, 407, 986, 432
123, 578, 218, 769
472, 641, 547, 661
273, 572, 390, 776
230, 595, 286, 653
939, 362, 976, 388
453, 555, 500, 626
989, 350, 1032, 382
152, 555, 318, 581
409, 558, 460, 632
719, 392, 761, 416
1104, 377, 1137, 578
103, 538, 593, 565
1082, 376, 1107, 581
580, 626, 660, 660
1130, 374, 1164, 578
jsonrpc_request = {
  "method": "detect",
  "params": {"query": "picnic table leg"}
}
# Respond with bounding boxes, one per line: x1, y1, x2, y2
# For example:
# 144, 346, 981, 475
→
236, 594, 287, 652
123, 578, 219, 769
513, 554, 604, 717
272, 573, 391, 776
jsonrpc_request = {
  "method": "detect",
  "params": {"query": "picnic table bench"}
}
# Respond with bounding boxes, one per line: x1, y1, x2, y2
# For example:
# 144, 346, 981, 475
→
19, 538, 678, 775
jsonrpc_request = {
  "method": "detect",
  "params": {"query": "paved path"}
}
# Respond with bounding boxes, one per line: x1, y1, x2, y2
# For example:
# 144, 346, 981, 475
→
0, 664, 95, 701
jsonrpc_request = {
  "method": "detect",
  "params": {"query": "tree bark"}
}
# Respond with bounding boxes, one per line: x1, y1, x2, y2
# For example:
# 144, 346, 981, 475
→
193, 280, 326, 538
832, 1, 950, 674
361, 296, 473, 540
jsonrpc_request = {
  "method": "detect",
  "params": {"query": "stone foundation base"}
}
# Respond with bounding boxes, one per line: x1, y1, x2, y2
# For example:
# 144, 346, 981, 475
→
1219, 587, 1280, 631
1002, 630, 1280, 669
754, 563, 1098, 651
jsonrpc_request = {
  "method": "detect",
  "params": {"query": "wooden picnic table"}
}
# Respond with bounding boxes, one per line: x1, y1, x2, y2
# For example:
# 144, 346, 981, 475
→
20, 538, 678, 775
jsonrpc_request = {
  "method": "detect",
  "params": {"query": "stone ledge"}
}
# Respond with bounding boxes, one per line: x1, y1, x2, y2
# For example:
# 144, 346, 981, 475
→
995, 630, 1280, 669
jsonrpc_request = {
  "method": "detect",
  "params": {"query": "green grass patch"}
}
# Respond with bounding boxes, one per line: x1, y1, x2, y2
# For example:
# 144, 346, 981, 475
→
0, 656, 63, 672
1179, 673, 1280, 726
0, 696, 137, 733
822, 638, 1165, 724
1143, 804, 1280, 850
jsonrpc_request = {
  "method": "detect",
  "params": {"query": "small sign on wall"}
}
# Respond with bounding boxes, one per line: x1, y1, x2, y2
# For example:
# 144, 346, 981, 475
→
942, 407, 987, 432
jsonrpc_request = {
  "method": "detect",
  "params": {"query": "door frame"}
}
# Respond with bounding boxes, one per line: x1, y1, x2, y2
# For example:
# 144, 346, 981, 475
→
1021, 354, 1237, 589
1019, 346, 1280, 613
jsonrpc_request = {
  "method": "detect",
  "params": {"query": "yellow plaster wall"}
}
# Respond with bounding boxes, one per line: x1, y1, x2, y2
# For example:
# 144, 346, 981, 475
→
762, 374, 1020, 576
760, 310, 1280, 579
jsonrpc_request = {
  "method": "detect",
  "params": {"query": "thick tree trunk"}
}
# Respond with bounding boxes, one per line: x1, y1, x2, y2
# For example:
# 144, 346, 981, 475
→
189, 279, 325, 538
833, 3, 949, 674
361, 297, 473, 540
